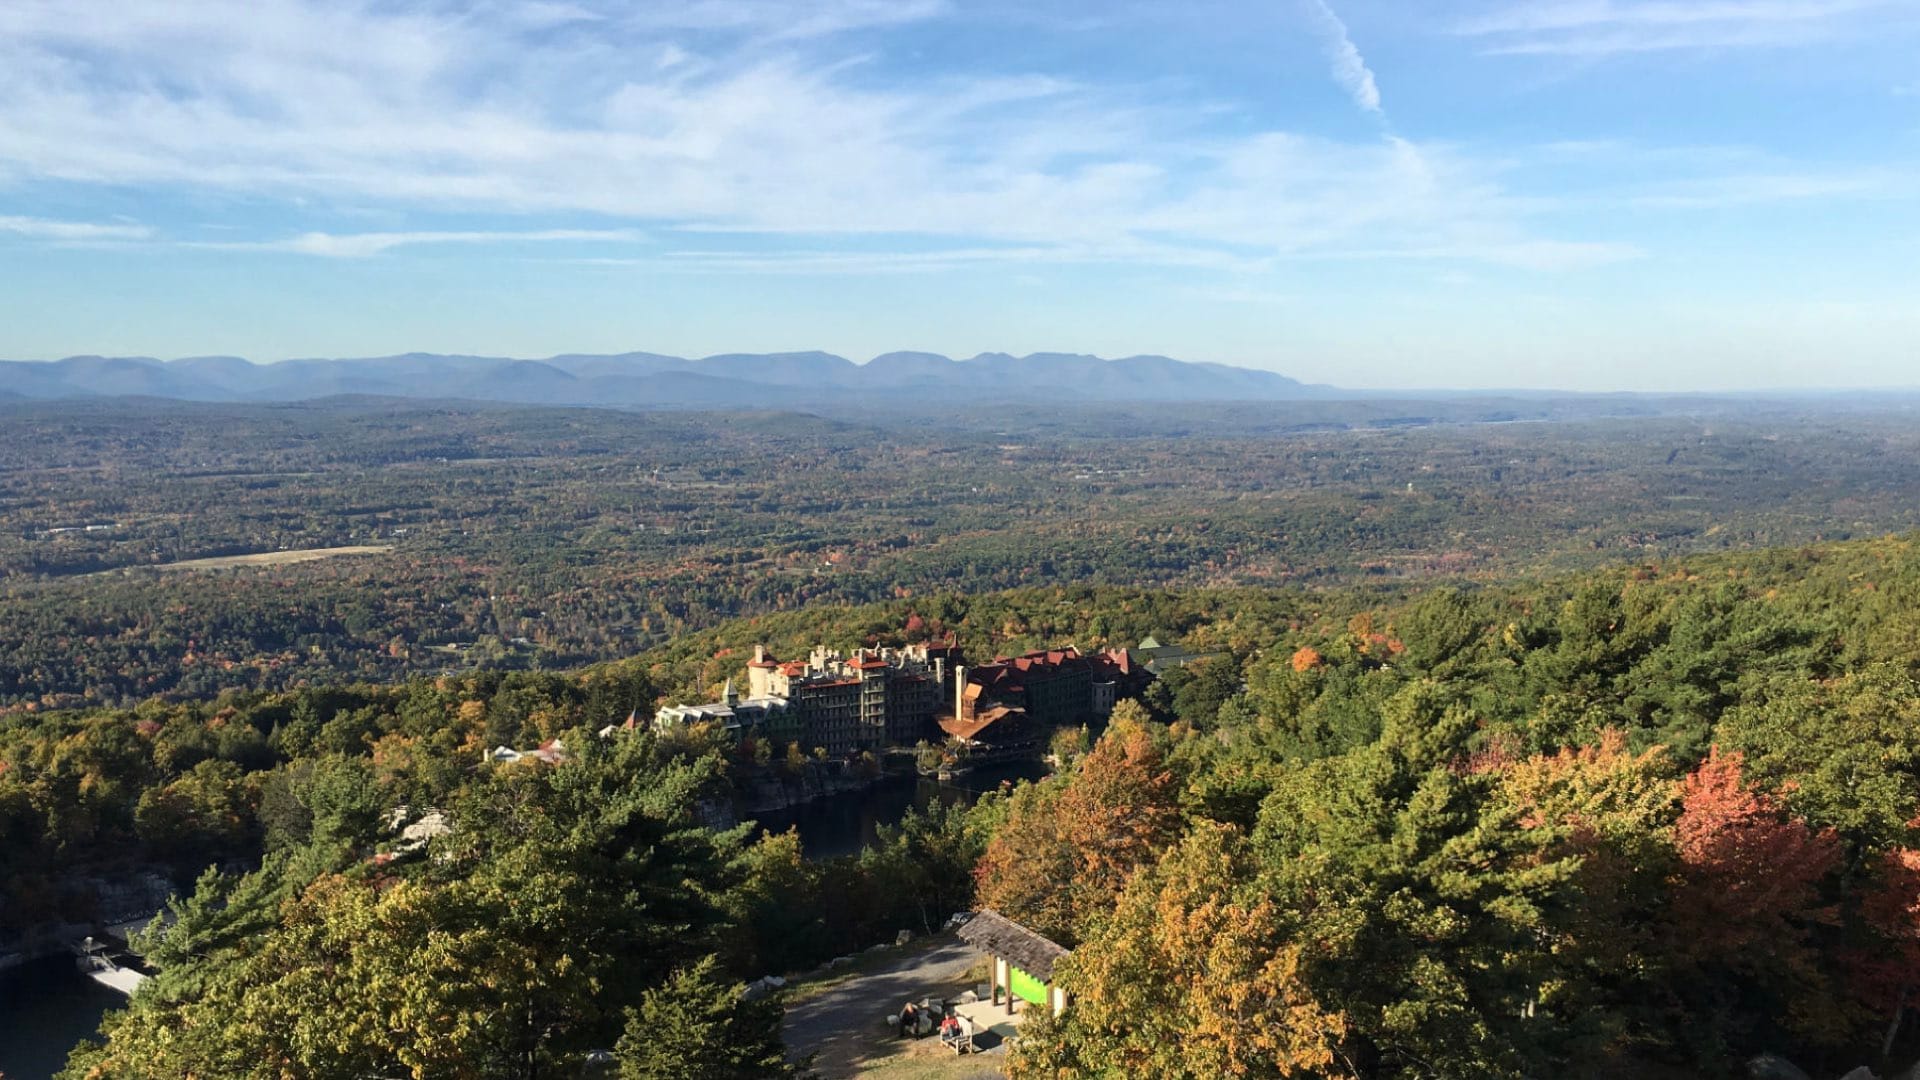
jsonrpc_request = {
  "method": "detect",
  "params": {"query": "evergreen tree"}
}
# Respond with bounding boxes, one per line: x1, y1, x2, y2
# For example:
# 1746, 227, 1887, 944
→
616, 956, 806, 1080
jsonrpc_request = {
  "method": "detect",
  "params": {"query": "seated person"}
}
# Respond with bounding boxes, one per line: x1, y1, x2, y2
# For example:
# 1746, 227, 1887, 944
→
898, 1002, 918, 1038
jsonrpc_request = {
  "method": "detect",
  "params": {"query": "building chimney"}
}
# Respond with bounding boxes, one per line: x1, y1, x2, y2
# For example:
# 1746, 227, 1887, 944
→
954, 665, 967, 720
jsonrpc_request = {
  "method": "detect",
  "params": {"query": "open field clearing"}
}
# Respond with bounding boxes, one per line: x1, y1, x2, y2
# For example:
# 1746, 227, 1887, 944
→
122, 545, 394, 572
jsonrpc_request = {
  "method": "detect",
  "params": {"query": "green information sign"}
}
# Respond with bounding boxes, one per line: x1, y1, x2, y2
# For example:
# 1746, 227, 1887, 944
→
1009, 965, 1047, 1006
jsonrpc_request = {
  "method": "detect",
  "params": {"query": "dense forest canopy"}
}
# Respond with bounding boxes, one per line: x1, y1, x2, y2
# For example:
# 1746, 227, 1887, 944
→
6, 398, 1920, 1077
5, 529, 1920, 1075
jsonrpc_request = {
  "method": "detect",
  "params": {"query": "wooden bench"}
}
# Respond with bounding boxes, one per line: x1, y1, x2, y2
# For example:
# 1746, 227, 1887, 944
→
940, 1016, 977, 1054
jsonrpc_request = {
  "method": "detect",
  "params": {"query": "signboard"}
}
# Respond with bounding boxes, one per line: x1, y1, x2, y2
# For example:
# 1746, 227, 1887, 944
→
1009, 964, 1047, 1006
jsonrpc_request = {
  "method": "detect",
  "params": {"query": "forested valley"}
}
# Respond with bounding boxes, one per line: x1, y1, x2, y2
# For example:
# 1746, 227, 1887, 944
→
6, 399, 1920, 1078
4, 397, 1919, 711
4, 529, 1920, 1075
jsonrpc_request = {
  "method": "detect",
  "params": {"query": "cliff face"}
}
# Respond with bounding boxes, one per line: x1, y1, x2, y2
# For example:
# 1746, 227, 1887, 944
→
0, 869, 176, 966
734, 759, 893, 816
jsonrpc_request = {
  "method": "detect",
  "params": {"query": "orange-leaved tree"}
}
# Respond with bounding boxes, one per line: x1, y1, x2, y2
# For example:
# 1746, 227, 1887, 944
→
1007, 824, 1345, 1080
973, 711, 1181, 945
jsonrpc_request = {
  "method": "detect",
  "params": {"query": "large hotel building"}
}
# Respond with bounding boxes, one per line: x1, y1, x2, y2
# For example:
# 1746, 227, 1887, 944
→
656, 630, 1150, 757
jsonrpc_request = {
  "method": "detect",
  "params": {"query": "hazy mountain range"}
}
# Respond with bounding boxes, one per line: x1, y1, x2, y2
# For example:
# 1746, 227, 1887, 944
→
0, 351, 1329, 407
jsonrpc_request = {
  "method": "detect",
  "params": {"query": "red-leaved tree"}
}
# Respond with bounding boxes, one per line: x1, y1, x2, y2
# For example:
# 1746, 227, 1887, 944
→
1847, 820, 1920, 1054
1664, 747, 1846, 1051
1671, 747, 1840, 966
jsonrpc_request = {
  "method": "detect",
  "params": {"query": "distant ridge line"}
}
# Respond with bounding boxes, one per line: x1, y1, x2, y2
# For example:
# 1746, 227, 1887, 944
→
0, 350, 1333, 407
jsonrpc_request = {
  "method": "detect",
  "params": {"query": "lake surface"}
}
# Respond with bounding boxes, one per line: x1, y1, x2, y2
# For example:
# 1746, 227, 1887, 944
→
0, 956, 119, 1080
753, 760, 1051, 859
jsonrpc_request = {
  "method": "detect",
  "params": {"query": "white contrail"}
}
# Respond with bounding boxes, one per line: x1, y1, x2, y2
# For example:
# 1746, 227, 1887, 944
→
1303, 0, 1383, 115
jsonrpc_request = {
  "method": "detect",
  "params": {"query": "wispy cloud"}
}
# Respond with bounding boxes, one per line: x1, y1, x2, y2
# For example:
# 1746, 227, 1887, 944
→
0, 214, 151, 241
1628, 169, 1901, 207
1345, 239, 1646, 271
1524, 140, 1912, 209
204, 228, 645, 258
642, 240, 1275, 275
614, 0, 948, 39
1458, 0, 1904, 55
1302, 0, 1383, 114
0, 0, 1804, 276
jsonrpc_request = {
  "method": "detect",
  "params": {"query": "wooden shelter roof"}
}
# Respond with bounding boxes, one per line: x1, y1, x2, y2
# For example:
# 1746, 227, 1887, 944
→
957, 908, 1070, 982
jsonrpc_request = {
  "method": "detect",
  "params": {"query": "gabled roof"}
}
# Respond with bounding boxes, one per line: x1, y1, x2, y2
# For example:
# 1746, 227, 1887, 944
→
939, 704, 1023, 742
957, 908, 1070, 982
992, 647, 1090, 681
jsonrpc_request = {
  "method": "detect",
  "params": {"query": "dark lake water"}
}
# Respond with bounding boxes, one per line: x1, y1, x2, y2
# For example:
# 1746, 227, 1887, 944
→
750, 760, 1052, 859
0, 956, 120, 1080
0, 761, 1051, 1075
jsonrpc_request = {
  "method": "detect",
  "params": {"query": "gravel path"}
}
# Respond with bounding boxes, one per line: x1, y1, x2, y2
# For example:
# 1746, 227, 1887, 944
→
784, 936, 989, 1077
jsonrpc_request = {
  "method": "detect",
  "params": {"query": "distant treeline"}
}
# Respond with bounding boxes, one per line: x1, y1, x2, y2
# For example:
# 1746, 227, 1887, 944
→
5, 398, 1920, 711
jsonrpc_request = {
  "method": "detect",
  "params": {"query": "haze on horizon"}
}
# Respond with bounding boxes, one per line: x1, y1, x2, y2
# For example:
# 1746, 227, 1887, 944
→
0, 0, 1916, 393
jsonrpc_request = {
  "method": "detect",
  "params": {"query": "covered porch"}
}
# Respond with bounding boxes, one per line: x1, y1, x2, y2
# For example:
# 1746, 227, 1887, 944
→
955, 908, 1071, 1021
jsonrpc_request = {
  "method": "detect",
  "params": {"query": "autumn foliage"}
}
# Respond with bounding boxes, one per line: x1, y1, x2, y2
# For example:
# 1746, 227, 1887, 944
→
1847, 826, 1920, 1015
973, 713, 1181, 946
1012, 825, 1345, 1079
1669, 747, 1840, 967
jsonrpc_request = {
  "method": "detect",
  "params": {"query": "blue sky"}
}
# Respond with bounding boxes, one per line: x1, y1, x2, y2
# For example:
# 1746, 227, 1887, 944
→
0, 0, 1916, 390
